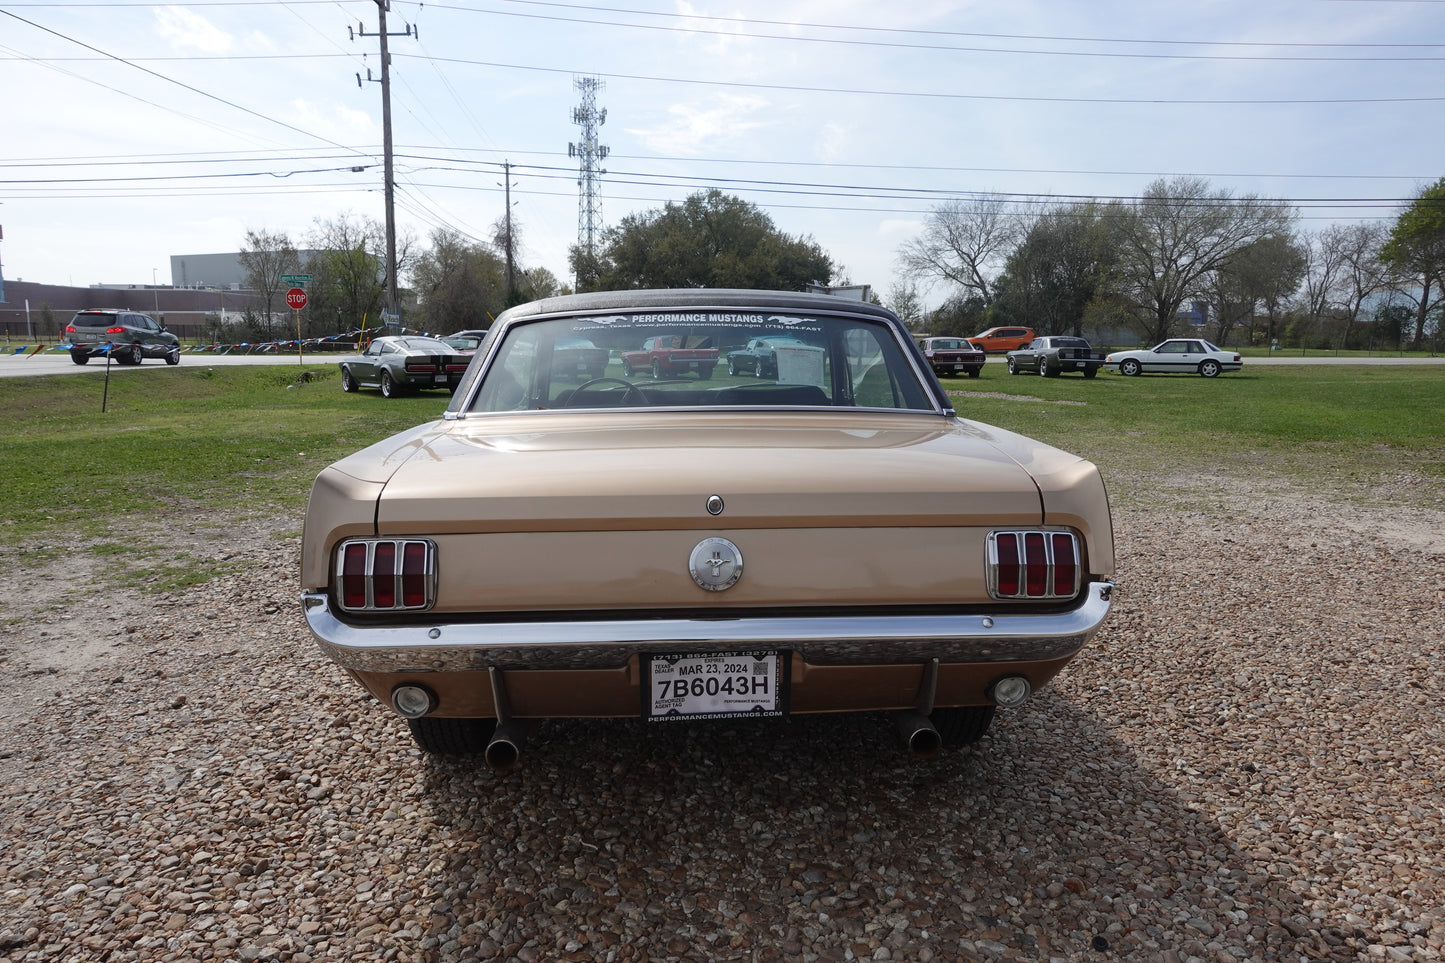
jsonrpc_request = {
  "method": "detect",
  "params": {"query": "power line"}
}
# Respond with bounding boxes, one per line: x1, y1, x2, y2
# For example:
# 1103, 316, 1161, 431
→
396, 54, 1445, 106
400, 0, 1445, 62
0, 9, 371, 157
415, 0, 1445, 50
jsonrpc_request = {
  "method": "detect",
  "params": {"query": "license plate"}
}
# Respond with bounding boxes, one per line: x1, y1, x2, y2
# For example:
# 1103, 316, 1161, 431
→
433, 374, 447, 384
644, 650, 786, 722
952, 364, 965, 371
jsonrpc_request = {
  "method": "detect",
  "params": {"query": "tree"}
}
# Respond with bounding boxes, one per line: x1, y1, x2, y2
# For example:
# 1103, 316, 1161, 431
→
1206, 233, 1306, 346
1113, 177, 1294, 344
1380, 178, 1445, 348
238, 229, 300, 340
925, 294, 989, 338
1298, 225, 1351, 347
574, 190, 834, 292
518, 266, 564, 302
992, 202, 1116, 336
410, 228, 508, 334
1334, 222, 1390, 348
887, 280, 925, 330
896, 194, 1023, 307
303, 213, 389, 337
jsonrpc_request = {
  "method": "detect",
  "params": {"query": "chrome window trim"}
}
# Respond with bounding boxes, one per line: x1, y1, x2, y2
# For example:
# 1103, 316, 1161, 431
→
449, 302, 947, 418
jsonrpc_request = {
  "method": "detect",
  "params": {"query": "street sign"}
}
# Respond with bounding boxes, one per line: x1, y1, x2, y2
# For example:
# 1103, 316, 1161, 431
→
281, 274, 312, 287
286, 288, 309, 310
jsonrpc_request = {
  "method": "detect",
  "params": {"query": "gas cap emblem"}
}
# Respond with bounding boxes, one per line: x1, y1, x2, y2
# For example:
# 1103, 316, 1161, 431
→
706, 494, 725, 516
689, 537, 743, 592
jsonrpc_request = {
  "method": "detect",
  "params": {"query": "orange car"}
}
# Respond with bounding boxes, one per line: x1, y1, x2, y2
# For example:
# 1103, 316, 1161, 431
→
968, 326, 1036, 353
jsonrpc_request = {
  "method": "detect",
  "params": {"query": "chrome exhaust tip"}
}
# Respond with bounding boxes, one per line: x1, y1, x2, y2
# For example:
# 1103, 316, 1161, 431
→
892, 709, 942, 759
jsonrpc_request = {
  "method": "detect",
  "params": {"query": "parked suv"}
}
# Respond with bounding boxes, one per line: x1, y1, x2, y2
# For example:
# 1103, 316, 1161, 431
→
65, 309, 181, 366
967, 326, 1036, 353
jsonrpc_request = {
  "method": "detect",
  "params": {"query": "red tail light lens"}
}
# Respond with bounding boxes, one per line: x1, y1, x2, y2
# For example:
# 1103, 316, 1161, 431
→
334, 539, 436, 612
1050, 532, 1078, 596
371, 542, 397, 608
107, 327, 126, 334
987, 530, 1082, 600
341, 543, 370, 609
1023, 532, 1048, 596
993, 533, 1020, 596
401, 541, 429, 607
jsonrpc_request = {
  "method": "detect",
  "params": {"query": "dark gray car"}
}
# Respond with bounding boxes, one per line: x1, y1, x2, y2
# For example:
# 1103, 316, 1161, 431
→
65, 309, 181, 366
338, 336, 473, 398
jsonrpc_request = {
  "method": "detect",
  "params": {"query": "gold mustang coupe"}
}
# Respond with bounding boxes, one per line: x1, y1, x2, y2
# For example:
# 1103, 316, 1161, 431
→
301, 290, 1115, 770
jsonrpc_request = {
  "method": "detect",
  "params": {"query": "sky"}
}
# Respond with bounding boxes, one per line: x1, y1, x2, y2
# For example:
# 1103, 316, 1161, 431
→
1, 0, 1442, 311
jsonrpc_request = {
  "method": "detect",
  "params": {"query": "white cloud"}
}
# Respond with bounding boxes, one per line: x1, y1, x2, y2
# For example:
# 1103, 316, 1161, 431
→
289, 100, 376, 141
625, 95, 770, 155
878, 218, 923, 239
154, 7, 233, 55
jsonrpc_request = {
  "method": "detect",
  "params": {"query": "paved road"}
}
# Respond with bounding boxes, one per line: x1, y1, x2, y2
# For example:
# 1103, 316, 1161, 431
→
2, 347, 1441, 379
0, 349, 341, 378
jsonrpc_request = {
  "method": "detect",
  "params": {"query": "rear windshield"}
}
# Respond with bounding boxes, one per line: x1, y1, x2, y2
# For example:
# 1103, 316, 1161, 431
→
71, 313, 119, 327
464, 309, 935, 413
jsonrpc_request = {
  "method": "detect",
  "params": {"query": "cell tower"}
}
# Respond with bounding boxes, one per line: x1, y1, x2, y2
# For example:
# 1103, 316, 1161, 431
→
568, 76, 609, 264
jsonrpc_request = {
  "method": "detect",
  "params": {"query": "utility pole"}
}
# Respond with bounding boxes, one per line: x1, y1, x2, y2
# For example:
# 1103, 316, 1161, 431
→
353, 2, 414, 327
501, 160, 516, 301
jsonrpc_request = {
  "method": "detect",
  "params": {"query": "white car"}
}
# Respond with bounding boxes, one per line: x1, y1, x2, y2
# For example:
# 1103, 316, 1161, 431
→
1105, 338, 1243, 378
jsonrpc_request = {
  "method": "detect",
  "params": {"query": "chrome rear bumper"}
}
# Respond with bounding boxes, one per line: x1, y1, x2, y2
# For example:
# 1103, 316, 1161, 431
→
301, 581, 1114, 675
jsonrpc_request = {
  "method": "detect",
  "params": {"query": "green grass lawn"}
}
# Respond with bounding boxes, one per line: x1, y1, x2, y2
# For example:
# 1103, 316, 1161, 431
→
2, 362, 1443, 549
951, 363, 1445, 508
0, 365, 444, 541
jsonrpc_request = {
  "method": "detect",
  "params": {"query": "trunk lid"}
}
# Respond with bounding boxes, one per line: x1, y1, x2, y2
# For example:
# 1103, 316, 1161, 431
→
368, 413, 1049, 612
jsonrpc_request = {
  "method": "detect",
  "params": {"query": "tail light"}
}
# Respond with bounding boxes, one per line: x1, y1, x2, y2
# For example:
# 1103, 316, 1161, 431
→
987, 530, 1081, 600
107, 327, 126, 334
336, 539, 436, 612
405, 362, 437, 374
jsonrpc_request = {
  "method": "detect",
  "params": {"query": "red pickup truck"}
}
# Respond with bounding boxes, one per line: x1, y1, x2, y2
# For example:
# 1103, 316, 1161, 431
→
620, 335, 719, 380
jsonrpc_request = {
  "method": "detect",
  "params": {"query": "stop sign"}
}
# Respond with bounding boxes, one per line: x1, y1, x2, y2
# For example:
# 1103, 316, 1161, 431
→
285, 287, 308, 310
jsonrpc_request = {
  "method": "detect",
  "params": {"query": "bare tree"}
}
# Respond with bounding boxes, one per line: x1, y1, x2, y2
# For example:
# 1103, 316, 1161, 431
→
238, 229, 300, 339
1334, 222, 1390, 348
303, 213, 389, 336
1298, 225, 1351, 344
1113, 177, 1294, 344
896, 195, 1026, 307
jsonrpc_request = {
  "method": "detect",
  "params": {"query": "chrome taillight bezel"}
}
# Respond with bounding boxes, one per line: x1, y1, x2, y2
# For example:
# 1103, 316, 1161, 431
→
335, 538, 437, 613
986, 530, 1082, 601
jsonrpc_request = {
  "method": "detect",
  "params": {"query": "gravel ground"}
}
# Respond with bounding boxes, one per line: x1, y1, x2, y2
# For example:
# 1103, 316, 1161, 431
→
1, 471, 1442, 963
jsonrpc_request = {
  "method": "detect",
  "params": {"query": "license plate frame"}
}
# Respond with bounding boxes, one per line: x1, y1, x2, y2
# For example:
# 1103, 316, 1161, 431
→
643, 650, 788, 722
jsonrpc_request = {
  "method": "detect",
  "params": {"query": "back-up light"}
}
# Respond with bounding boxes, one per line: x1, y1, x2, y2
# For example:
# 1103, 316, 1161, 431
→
336, 539, 436, 612
987, 530, 1081, 600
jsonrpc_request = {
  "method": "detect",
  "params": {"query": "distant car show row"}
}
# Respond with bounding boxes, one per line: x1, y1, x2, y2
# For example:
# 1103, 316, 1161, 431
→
50, 308, 1243, 383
